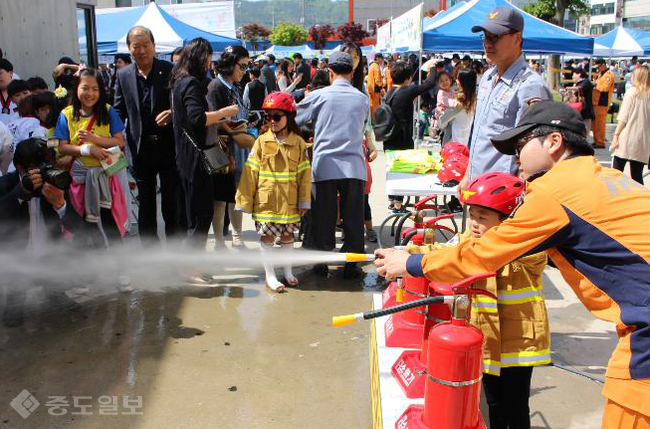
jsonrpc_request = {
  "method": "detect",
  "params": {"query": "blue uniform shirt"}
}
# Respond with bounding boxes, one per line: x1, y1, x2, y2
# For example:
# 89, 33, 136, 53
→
296, 78, 369, 183
468, 54, 552, 180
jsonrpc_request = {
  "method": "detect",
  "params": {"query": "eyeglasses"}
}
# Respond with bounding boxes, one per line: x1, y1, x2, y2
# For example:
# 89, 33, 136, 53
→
481, 31, 515, 45
265, 113, 286, 122
237, 62, 249, 71
514, 130, 548, 156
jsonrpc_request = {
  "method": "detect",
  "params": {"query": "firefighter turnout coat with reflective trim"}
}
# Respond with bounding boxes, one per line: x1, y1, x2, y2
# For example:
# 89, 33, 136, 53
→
407, 234, 551, 376
235, 130, 311, 224
406, 155, 650, 418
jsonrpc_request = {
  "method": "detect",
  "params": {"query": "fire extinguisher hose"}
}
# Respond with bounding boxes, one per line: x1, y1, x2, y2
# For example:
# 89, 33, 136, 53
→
332, 295, 448, 327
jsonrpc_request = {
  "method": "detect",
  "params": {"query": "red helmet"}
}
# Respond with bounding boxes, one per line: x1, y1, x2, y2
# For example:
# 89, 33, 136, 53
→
437, 153, 468, 184
460, 172, 525, 216
440, 142, 469, 161
262, 91, 296, 113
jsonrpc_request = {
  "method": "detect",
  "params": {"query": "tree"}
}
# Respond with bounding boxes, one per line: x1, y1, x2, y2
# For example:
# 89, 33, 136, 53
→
424, 7, 438, 18
240, 23, 272, 52
523, 0, 589, 89
336, 21, 369, 43
270, 22, 309, 46
308, 24, 335, 50
369, 18, 389, 36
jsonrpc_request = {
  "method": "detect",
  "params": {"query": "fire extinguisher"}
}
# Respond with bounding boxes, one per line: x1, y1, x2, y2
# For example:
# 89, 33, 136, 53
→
332, 272, 497, 429
421, 273, 496, 429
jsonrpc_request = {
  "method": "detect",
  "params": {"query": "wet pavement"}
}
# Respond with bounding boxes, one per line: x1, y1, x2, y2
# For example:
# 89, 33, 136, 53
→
0, 128, 632, 428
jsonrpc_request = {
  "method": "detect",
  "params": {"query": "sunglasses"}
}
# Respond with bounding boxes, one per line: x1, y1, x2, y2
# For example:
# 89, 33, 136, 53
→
481, 31, 515, 45
515, 131, 549, 156
265, 113, 286, 122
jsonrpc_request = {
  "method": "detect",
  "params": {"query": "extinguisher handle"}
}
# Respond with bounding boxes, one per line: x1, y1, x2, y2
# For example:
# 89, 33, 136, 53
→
466, 288, 498, 301
450, 272, 497, 296
413, 195, 438, 211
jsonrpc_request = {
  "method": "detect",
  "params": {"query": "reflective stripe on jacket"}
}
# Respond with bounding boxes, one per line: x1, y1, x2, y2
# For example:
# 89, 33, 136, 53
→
235, 130, 311, 224
408, 234, 551, 376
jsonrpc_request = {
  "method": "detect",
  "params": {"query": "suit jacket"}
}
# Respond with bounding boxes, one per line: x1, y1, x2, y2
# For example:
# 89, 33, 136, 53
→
113, 58, 174, 161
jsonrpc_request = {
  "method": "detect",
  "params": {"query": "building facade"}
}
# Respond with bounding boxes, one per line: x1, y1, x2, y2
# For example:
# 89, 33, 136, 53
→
0, 0, 98, 87
581, 0, 650, 35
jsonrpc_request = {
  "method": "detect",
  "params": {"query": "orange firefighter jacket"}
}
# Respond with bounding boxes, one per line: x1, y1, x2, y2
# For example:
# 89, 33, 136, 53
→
408, 234, 551, 376
235, 130, 311, 224
405, 155, 650, 415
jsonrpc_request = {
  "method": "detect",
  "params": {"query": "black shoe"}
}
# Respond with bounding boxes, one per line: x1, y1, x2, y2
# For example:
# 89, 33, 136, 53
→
3, 307, 24, 328
313, 264, 329, 277
343, 262, 363, 279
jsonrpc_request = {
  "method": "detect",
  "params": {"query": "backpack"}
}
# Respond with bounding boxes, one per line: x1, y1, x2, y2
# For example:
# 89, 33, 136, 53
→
373, 88, 402, 142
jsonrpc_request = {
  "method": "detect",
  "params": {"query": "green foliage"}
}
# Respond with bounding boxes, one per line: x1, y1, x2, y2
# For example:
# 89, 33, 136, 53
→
522, 0, 555, 21
523, 0, 589, 24
270, 22, 309, 46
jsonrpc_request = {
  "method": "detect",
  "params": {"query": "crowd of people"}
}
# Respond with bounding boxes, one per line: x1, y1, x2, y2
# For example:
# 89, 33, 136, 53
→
1, 6, 650, 428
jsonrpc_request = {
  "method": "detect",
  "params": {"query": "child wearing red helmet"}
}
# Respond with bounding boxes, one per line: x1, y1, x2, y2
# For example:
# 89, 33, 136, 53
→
408, 172, 551, 428
235, 92, 311, 292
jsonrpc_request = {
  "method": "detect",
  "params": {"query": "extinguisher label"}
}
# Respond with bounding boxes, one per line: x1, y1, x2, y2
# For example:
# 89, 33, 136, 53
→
386, 317, 394, 336
395, 359, 416, 386
396, 414, 409, 429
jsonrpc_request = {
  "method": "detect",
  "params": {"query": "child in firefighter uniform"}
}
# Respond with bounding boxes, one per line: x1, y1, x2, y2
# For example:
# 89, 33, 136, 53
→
235, 92, 311, 292
407, 172, 550, 429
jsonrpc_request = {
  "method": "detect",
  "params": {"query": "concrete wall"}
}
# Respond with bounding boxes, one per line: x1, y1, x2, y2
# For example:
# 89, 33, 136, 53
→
624, 0, 650, 18
0, 0, 96, 88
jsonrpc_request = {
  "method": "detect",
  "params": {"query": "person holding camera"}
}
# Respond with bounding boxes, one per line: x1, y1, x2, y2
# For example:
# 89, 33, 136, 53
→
0, 138, 85, 327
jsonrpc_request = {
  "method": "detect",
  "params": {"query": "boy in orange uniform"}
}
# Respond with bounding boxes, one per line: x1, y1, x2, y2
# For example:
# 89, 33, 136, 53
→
376, 101, 650, 429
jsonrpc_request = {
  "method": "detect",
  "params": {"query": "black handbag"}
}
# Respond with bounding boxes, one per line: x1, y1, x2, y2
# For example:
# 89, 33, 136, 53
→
183, 128, 232, 175
172, 91, 232, 175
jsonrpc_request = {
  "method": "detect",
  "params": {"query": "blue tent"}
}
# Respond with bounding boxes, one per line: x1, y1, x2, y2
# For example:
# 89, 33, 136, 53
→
594, 26, 650, 56
422, 0, 594, 55
96, 2, 240, 54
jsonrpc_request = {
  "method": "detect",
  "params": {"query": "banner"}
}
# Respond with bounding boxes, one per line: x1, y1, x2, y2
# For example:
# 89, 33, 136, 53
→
376, 22, 391, 52
390, 3, 423, 52
162, 2, 236, 39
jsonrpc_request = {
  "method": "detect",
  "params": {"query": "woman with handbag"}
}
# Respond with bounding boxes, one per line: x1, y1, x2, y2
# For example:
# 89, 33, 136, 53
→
170, 38, 239, 249
207, 45, 255, 249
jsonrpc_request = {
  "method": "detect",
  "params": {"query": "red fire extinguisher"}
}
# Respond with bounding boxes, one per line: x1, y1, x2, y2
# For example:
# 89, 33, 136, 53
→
420, 273, 496, 429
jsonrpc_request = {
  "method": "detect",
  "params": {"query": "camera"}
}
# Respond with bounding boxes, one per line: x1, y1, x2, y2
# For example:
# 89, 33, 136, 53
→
21, 164, 72, 193
15, 138, 72, 193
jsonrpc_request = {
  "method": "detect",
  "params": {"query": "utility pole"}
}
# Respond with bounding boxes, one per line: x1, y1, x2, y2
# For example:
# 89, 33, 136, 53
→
301, 0, 306, 26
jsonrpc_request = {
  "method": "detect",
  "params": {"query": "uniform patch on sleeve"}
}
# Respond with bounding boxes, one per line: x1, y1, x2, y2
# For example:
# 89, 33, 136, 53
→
526, 97, 542, 106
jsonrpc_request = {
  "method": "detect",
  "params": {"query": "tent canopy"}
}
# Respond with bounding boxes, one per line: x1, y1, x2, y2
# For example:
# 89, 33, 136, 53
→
263, 44, 318, 58
96, 2, 240, 54
594, 26, 650, 56
422, 0, 594, 55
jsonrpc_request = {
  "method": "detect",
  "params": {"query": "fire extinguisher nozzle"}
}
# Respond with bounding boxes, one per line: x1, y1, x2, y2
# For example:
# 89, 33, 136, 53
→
332, 313, 362, 327
345, 253, 376, 263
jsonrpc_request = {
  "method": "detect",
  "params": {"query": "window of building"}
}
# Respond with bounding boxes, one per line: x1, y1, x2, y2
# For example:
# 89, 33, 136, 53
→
116, 0, 132, 6
590, 23, 616, 35
623, 16, 650, 30
591, 2, 615, 15
77, 4, 98, 67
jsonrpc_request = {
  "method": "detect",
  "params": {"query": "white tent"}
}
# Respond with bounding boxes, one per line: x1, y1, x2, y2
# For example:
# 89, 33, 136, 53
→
593, 26, 650, 57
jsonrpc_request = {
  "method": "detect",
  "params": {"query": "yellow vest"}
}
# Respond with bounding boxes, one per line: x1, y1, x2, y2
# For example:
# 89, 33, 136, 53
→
62, 105, 113, 168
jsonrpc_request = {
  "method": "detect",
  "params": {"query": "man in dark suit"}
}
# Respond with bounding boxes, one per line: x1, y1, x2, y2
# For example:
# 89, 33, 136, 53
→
114, 26, 179, 247
293, 53, 311, 90
0, 138, 86, 327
